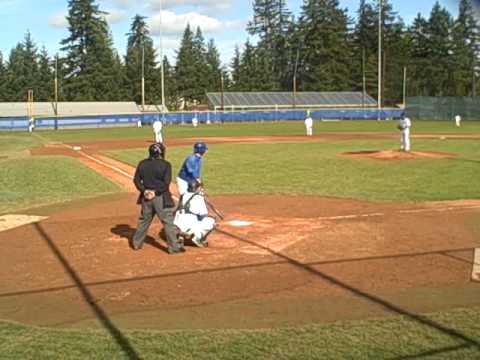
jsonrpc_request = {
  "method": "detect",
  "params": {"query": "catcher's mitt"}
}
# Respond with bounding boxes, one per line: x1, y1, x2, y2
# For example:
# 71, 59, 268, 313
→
144, 190, 156, 201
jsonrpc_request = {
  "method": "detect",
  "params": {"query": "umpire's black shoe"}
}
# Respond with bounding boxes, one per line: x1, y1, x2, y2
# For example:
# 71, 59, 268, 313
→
168, 247, 186, 255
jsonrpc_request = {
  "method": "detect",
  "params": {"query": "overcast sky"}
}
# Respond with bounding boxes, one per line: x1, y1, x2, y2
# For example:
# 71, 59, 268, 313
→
0, 0, 468, 65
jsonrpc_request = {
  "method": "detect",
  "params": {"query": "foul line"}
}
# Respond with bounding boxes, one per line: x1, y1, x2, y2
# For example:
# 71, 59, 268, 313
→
62, 143, 181, 201
61, 144, 133, 179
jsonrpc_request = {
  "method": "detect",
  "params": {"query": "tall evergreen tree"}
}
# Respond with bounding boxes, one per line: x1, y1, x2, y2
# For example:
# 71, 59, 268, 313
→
453, 0, 479, 96
125, 15, 157, 105
36, 47, 53, 101
247, 0, 293, 90
205, 39, 222, 93
0, 51, 6, 101
5, 32, 40, 101
230, 45, 241, 90
192, 27, 209, 102
352, 0, 378, 96
61, 0, 121, 100
236, 40, 273, 91
424, 2, 456, 96
297, 0, 352, 91
408, 13, 430, 96
175, 25, 209, 106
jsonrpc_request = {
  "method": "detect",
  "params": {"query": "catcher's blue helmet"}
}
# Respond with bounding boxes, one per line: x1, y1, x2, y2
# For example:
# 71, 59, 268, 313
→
193, 141, 208, 155
149, 142, 165, 158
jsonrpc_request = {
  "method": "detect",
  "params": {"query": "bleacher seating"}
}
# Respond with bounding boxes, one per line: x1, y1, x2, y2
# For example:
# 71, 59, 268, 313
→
56, 102, 140, 116
0, 102, 55, 117
0, 102, 141, 118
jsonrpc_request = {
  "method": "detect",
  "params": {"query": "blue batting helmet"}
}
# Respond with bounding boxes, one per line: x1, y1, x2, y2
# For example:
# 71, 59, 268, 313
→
193, 142, 208, 155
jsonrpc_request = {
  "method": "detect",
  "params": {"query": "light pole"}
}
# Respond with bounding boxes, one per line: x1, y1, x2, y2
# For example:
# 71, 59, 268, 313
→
159, 0, 165, 115
141, 44, 145, 111
377, 0, 383, 121
293, 48, 299, 109
54, 54, 58, 116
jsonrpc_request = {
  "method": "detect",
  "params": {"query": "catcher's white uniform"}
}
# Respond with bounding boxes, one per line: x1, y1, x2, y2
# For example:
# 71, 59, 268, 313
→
153, 120, 163, 143
174, 191, 215, 247
304, 116, 313, 136
398, 117, 412, 152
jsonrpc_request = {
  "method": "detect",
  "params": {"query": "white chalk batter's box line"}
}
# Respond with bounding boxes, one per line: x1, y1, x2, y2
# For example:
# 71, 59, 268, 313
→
64, 144, 480, 220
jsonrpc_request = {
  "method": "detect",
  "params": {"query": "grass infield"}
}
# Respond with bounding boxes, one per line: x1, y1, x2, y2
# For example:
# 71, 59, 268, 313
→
105, 138, 480, 202
0, 307, 479, 359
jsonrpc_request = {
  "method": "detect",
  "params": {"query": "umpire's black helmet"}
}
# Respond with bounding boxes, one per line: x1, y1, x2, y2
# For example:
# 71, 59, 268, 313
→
149, 142, 165, 159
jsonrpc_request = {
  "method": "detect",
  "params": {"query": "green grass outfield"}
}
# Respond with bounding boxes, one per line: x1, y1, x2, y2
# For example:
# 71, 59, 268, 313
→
1, 307, 479, 359
30, 120, 480, 143
106, 138, 480, 202
0, 156, 121, 214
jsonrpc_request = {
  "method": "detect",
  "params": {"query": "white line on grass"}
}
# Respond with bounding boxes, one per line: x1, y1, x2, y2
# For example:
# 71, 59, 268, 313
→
62, 143, 181, 201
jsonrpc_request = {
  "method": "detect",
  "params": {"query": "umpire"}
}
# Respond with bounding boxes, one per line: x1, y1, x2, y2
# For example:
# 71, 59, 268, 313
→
132, 143, 184, 254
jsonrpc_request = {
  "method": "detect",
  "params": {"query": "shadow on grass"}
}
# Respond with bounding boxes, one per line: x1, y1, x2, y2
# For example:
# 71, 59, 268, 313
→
390, 343, 472, 359
33, 223, 141, 360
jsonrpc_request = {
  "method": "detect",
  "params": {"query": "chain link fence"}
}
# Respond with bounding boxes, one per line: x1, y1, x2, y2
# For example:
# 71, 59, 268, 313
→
406, 96, 480, 121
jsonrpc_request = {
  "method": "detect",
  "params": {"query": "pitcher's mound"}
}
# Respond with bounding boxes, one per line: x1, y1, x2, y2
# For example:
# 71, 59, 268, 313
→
341, 150, 455, 161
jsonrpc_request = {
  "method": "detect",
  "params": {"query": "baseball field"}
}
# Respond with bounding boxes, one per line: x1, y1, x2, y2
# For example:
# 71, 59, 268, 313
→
1, 120, 480, 359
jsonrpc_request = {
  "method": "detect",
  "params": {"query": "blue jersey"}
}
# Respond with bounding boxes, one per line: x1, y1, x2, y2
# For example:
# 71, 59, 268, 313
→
178, 154, 202, 182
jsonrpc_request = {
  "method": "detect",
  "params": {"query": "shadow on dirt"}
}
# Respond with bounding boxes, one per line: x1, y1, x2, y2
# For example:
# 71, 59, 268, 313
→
216, 228, 480, 358
33, 222, 140, 360
110, 224, 168, 253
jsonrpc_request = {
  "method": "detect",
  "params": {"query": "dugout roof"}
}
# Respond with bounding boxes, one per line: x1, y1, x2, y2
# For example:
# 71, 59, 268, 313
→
206, 92, 377, 109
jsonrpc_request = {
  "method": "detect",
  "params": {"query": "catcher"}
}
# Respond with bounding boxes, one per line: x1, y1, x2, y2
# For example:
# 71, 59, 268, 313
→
131, 143, 184, 254
174, 179, 216, 248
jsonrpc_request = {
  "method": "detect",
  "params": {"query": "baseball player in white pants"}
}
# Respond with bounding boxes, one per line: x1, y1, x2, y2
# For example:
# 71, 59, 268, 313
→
455, 114, 461, 127
153, 119, 163, 143
398, 116, 412, 152
174, 180, 216, 247
304, 112, 313, 136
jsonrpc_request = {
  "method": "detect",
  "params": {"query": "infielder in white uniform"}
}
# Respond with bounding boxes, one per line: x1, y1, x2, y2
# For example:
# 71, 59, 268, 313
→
174, 180, 216, 248
152, 118, 163, 143
304, 111, 313, 136
398, 116, 412, 152
455, 114, 461, 127
192, 116, 199, 128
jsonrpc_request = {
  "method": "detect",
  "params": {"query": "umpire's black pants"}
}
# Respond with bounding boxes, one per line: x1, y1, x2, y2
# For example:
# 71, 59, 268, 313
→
132, 196, 181, 252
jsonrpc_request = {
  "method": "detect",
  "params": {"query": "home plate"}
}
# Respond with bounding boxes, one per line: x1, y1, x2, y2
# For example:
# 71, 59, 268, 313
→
228, 220, 254, 227
472, 248, 480, 282
0, 214, 48, 232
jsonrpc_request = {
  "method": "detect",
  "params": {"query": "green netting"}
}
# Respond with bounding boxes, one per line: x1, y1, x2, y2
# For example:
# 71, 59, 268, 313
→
406, 96, 480, 121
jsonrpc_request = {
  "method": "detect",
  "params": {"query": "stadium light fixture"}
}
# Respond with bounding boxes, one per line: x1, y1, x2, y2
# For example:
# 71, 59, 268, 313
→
377, 0, 382, 121
159, 0, 166, 114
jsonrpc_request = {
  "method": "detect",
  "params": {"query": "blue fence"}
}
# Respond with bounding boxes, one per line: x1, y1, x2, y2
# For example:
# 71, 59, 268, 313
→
0, 108, 404, 131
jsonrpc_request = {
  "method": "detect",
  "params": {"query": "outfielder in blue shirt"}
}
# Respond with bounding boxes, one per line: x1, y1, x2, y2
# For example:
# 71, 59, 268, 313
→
176, 142, 208, 195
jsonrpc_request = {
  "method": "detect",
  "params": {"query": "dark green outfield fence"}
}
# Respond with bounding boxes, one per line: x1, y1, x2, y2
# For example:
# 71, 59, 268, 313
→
406, 96, 480, 121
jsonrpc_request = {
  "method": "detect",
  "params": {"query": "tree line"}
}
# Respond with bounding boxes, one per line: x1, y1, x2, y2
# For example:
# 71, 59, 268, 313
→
0, 0, 478, 109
